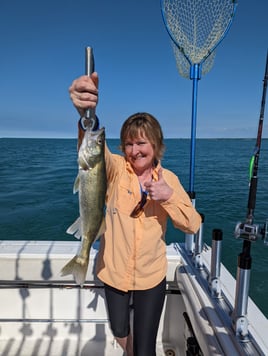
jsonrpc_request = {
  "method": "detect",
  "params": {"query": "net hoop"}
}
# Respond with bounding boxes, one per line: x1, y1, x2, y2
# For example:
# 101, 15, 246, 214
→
161, 0, 237, 78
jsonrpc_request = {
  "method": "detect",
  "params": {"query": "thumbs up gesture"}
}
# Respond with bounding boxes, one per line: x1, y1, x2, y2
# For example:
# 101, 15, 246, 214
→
144, 168, 173, 202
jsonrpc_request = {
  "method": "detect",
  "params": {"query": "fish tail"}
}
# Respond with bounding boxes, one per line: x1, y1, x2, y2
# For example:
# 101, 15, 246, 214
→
61, 255, 89, 286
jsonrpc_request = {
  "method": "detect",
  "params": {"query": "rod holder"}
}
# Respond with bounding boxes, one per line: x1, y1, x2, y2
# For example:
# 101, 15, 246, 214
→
185, 193, 196, 255
193, 213, 205, 269
209, 229, 222, 298
232, 247, 251, 341
185, 233, 194, 255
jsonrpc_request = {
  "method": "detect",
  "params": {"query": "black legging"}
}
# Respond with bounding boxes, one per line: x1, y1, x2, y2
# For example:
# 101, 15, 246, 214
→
104, 278, 166, 356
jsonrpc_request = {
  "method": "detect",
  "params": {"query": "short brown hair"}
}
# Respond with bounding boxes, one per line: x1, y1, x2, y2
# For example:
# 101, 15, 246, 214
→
120, 112, 165, 161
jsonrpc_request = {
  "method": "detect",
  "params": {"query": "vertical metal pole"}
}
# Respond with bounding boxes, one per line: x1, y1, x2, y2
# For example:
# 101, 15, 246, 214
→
210, 229, 222, 298
185, 64, 201, 253
85, 47, 98, 130
189, 63, 201, 194
232, 244, 251, 340
193, 213, 204, 269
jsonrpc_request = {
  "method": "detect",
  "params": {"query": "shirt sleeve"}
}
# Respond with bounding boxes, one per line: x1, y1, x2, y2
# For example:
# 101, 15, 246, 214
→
160, 172, 201, 234
105, 144, 118, 177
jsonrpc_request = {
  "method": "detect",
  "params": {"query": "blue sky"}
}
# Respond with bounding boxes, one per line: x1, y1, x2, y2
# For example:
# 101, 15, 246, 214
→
0, 0, 267, 138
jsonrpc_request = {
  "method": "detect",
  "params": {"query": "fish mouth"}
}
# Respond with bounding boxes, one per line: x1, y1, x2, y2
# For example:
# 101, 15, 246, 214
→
84, 126, 105, 144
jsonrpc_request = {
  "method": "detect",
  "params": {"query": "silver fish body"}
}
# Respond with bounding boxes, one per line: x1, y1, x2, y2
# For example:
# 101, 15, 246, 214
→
61, 127, 106, 285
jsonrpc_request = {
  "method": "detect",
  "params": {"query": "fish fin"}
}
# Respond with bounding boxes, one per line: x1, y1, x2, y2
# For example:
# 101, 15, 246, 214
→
66, 217, 81, 239
73, 175, 80, 194
61, 255, 89, 286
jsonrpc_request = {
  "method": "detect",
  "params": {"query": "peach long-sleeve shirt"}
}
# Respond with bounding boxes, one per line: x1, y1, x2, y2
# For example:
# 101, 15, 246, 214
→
96, 144, 201, 291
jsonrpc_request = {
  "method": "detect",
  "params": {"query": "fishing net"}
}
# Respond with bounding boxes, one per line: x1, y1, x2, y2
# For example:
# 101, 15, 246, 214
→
161, 0, 237, 196
161, 0, 237, 78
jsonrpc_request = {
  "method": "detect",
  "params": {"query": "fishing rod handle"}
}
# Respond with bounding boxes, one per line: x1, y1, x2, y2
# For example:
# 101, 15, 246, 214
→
84, 47, 98, 130
85, 47, 95, 76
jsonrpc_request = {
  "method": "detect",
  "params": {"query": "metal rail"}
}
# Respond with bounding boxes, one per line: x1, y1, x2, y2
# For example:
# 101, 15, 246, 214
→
0, 281, 103, 289
0, 318, 109, 323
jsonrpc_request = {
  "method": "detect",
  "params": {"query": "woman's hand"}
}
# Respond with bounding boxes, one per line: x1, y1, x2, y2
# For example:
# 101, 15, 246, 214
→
69, 73, 99, 117
144, 168, 173, 202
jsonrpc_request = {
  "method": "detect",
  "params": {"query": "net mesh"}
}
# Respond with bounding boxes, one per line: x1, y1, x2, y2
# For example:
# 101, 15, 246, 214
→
162, 0, 236, 78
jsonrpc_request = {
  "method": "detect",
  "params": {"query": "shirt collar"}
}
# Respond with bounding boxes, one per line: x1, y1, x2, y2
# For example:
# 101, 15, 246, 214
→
125, 158, 161, 181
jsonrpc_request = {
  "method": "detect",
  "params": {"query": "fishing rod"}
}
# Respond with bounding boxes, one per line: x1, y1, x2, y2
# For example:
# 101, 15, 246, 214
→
235, 51, 268, 242
233, 51, 268, 340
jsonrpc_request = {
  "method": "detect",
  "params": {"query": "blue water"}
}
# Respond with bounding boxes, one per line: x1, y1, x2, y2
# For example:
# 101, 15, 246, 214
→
1, 138, 268, 317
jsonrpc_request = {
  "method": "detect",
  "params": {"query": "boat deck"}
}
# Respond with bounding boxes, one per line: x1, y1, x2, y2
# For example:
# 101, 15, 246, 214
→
1, 339, 175, 356
1, 240, 268, 356
0, 241, 182, 356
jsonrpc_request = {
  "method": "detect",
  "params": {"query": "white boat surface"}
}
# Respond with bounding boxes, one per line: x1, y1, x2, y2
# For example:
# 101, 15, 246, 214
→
0, 239, 267, 356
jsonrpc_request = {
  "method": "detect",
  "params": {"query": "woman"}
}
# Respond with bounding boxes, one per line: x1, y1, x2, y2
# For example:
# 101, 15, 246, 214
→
69, 73, 201, 356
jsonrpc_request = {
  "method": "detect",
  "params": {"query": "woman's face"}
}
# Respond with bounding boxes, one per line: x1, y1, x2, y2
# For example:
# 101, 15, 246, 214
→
124, 134, 155, 173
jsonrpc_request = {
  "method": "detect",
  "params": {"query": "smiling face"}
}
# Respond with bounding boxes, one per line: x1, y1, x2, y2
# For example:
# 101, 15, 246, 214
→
120, 113, 165, 170
124, 132, 155, 174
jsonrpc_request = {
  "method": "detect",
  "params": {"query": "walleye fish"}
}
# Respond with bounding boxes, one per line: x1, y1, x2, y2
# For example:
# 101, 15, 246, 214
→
61, 127, 106, 286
